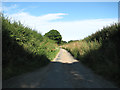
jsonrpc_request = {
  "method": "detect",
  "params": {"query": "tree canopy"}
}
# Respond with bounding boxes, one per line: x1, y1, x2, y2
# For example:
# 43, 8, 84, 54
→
44, 29, 62, 44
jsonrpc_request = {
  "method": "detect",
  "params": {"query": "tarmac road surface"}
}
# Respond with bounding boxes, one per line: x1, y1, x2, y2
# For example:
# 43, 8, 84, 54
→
2, 49, 117, 88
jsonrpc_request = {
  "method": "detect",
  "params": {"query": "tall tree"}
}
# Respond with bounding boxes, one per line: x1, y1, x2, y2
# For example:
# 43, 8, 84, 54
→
44, 29, 62, 44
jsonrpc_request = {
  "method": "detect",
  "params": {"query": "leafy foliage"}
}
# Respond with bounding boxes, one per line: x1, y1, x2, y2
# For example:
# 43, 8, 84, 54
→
2, 15, 60, 80
61, 40, 67, 45
44, 29, 62, 44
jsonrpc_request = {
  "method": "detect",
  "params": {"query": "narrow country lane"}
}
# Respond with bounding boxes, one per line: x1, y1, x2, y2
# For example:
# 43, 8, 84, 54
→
2, 49, 117, 88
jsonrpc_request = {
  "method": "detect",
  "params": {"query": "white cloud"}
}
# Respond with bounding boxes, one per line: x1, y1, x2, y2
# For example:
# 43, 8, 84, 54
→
39, 13, 68, 21
6, 12, 117, 41
0, 7, 2, 13
7, 12, 68, 22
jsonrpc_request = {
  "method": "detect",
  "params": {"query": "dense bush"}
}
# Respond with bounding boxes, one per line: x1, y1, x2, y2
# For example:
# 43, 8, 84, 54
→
62, 23, 120, 87
2, 15, 60, 80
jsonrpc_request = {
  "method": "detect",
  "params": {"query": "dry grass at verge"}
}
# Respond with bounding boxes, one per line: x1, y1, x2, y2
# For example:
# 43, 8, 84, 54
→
63, 40, 101, 59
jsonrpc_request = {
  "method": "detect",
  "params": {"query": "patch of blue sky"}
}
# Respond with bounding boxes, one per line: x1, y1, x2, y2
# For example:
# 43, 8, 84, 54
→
3, 2, 118, 22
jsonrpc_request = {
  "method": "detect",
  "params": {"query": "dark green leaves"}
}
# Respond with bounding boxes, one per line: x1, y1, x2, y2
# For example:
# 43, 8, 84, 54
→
44, 29, 62, 44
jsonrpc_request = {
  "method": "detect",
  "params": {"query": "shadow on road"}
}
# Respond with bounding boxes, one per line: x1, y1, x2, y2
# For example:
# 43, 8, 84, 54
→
3, 60, 117, 88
